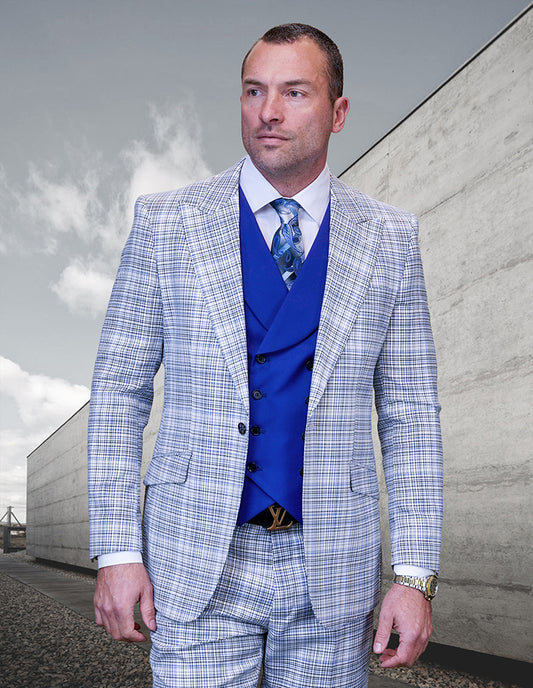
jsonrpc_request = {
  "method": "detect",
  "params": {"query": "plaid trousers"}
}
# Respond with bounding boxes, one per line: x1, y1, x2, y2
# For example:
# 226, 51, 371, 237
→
150, 522, 373, 688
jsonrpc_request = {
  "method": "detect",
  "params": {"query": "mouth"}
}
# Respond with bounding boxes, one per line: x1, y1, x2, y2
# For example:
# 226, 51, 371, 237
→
256, 133, 288, 142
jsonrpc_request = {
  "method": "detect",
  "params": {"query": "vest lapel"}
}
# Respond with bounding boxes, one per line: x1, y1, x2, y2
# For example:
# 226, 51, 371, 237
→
240, 190, 330, 354
239, 189, 287, 331
259, 205, 330, 354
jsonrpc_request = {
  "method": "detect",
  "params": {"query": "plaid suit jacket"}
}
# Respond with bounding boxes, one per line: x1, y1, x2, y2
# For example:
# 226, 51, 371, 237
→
88, 158, 443, 630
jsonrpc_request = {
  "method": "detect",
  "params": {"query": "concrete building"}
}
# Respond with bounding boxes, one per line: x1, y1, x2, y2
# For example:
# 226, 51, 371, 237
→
27, 368, 164, 571
27, 7, 532, 663
340, 6, 532, 662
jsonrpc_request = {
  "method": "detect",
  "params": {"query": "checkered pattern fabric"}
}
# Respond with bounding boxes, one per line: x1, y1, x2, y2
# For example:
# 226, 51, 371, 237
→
150, 523, 373, 687
88, 157, 443, 631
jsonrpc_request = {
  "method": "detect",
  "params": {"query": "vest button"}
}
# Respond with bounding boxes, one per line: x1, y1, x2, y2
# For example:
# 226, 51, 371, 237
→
301, 432, 305, 441
238, 423, 247, 435
304, 396, 310, 405
246, 462, 258, 473
255, 354, 267, 364
250, 425, 261, 436
251, 389, 263, 400
299, 467, 304, 477
305, 357, 314, 371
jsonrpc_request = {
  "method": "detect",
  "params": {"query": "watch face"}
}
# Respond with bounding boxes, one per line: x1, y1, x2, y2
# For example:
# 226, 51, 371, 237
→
428, 576, 438, 598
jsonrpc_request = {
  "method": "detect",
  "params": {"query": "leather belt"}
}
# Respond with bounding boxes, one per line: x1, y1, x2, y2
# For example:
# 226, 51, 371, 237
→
248, 504, 295, 531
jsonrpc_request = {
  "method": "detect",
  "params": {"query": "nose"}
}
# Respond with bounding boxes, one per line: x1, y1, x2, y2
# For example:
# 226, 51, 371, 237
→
260, 92, 284, 124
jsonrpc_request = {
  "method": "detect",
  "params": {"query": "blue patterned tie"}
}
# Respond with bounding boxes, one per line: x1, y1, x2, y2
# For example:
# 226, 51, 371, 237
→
270, 198, 305, 289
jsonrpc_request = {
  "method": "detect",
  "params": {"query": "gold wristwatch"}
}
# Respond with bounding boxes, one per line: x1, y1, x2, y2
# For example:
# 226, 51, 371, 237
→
393, 573, 438, 601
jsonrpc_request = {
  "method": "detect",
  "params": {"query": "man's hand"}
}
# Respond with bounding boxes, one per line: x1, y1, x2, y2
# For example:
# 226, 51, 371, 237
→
373, 583, 433, 668
94, 562, 156, 642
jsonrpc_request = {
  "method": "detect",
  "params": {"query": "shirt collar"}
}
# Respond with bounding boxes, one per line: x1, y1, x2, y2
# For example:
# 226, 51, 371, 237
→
239, 155, 331, 225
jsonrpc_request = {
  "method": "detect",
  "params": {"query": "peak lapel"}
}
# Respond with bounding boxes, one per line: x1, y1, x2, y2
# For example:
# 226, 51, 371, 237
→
308, 181, 383, 412
181, 174, 249, 411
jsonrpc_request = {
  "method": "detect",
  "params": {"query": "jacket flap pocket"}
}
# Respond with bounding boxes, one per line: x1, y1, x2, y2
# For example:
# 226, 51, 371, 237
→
349, 463, 379, 499
143, 452, 192, 486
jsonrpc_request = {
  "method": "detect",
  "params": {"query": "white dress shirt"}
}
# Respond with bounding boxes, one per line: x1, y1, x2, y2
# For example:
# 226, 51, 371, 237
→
99, 158, 432, 578
239, 155, 330, 256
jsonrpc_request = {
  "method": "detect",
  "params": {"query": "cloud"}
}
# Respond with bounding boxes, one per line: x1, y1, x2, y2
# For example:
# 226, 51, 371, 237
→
0, 356, 89, 433
0, 356, 90, 522
1, 159, 102, 256
0, 103, 212, 517
24, 166, 100, 251
123, 103, 211, 214
3, 102, 211, 316
50, 261, 114, 318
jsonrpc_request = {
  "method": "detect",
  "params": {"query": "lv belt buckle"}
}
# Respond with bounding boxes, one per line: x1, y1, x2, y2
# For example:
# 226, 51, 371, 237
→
267, 504, 294, 531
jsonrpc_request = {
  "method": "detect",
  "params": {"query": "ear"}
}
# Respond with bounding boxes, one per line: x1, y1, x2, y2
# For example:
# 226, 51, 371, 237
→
331, 96, 350, 134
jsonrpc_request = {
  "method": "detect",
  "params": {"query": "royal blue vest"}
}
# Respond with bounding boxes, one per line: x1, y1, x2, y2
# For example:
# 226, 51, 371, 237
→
237, 189, 330, 524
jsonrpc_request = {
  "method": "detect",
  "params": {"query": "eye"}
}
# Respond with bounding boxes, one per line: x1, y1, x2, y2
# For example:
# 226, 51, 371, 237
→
288, 90, 303, 98
247, 88, 260, 97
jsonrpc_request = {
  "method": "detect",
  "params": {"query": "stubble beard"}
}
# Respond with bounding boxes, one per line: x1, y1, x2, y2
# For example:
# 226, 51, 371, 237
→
244, 135, 323, 194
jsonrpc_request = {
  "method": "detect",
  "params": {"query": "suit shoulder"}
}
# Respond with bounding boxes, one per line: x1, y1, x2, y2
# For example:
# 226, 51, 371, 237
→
135, 159, 244, 214
331, 176, 417, 231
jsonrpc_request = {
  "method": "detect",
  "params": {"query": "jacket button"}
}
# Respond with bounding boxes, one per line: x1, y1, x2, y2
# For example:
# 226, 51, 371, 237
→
238, 423, 247, 435
304, 396, 309, 405
246, 462, 258, 473
299, 467, 304, 477
301, 432, 305, 441
255, 354, 266, 364
252, 389, 263, 400
305, 357, 314, 371
250, 425, 261, 436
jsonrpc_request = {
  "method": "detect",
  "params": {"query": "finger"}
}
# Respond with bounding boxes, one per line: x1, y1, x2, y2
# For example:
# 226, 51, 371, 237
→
379, 650, 401, 668
94, 591, 113, 635
379, 650, 406, 668
398, 619, 432, 666
396, 635, 416, 666
139, 586, 157, 632
124, 622, 147, 643
94, 603, 103, 626
381, 633, 421, 668
98, 597, 144, 642
373, 611, 392, 654
114, 622, 146, 642
113, 610, 147, 642
94, 588, 106, 627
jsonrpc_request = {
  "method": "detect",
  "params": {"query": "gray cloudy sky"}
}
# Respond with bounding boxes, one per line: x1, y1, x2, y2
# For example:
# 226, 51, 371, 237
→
1, 0, 529, 520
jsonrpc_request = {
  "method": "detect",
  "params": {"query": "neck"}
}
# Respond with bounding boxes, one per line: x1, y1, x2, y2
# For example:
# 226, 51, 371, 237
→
253, 159, 326, 197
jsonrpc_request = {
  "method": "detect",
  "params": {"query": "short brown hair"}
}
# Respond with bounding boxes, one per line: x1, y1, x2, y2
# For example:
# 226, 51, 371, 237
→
242, 23, 344, 104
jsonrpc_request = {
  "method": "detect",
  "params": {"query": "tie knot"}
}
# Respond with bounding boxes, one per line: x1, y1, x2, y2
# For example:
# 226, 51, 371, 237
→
270, 198, 300, 224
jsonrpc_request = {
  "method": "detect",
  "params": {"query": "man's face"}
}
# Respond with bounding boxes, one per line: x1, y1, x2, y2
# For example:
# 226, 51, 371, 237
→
241, 38, 349, 194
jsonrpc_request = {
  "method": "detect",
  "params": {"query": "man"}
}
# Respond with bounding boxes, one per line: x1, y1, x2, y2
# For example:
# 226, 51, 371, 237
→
89, 23, 442, 688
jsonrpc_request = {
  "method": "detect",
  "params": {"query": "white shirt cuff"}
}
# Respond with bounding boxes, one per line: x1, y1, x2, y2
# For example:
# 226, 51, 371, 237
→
98, 551, 143, 568
393, 564, 435, 577
98, 556, 434, 575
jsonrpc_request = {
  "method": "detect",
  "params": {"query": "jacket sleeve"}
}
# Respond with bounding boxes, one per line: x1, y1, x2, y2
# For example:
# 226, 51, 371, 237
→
88, 197, 163, 559
373, 216, 443, 572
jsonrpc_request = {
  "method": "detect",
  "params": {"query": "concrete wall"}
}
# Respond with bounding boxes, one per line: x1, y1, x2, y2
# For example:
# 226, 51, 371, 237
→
340, 7, 532, 663
27, 403, 93, 569
26, 368, 164, 570
26, 8, 532, 662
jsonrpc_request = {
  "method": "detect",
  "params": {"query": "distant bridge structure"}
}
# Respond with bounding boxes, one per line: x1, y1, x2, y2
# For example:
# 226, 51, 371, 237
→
1, 506, 26, 553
